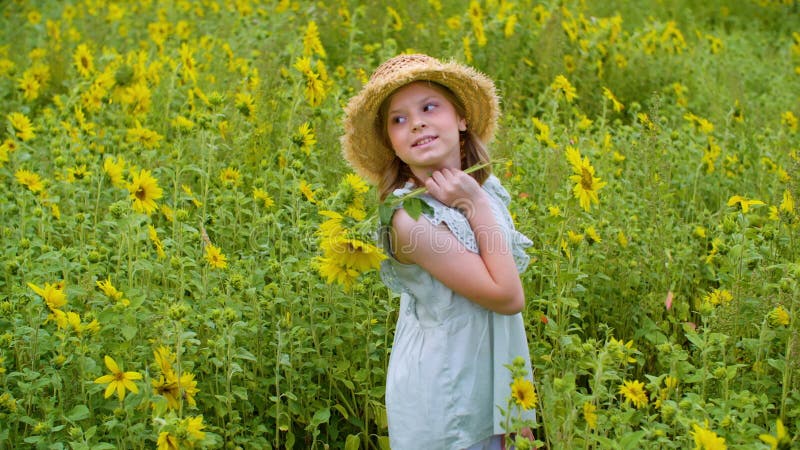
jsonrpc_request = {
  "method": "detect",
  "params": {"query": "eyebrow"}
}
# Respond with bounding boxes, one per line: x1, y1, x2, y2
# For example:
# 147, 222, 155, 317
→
388, 95, 439, 115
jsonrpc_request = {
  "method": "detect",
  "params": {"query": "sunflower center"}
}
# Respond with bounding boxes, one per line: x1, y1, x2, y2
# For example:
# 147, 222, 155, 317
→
580, 167, 593, 190
135, 186, 147, 200
81, 56, 89, 69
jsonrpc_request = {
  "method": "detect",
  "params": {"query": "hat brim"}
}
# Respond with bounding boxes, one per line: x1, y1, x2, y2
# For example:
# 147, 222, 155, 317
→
341, 56, 500, 185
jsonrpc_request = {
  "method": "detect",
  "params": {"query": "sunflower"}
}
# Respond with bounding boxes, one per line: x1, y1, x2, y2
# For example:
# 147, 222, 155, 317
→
183, 416, 206, 442
759, 419, 791, 450
94, 355, 143, 401
566, 146, 607, 212
127, 169, 163, 215
157, 432, 180, 450
219, 167, 241, 186
618, 379, 648, 409
7, 112, 36, 141
27, 281, 67, 311
726, 195, 764, 213
204, 244, 228, 269
15, 169, 45, 193
551, 74, 578, 103
253, 187, 275, 208
582, 402, 598, 429
322, 236, 386, 273
314, 256, 360, 289
73, 43, 94, 78
691, 422, 727, 450
510, 377, 537, 410
96, 277, 123, 302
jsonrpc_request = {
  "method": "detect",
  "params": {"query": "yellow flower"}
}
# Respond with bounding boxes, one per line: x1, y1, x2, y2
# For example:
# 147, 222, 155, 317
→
152, 371, 199, 410
565, 146, 607, 212
73, 43, 94, 78
94, 355, 142, 401
551, 74, 578, 103
617, 231, 629, 247
302, 21, 327, 58
691, 422, 727, 450
253, 187, 275, 208
548, 206, 562, 217
321, 236, 386, 273
344, 173, 369, 195
28, 281, 67, 311
294, 122, 316, 153
15, 169, 45, 193
759, 418, 791, 450
172, 115, 195, 130
96, 277, 124, 302
126, 123, 163, 148
120, 83, 152, 117
235, 92, 256, 117
182, 184, 203, 207
8, 112, 36, 141
585, 226, 602, 244
153, 346, 176, 377
17, 70, 41, 101
314, 256, 360, 289
219, 167, 241, 186
299, 180, 317, 203
618, 379, 648, 409
184, 415, 206, 441
148, 225, 166, 259
782, 111, 798, 133
780, 189, 795, 215
157, 431, 179, 450
704, 289, 733, 306
66, 164, 91, 183
768, 305, 790, 327
726, 195, 764, 213
205, 244, 228, 269
602, 87, 624, 112
127, 169, 163, 215
582, 402, 598, 428
510, 377, 537, 410
387, 6, 403, 31
567, 230, 584, 244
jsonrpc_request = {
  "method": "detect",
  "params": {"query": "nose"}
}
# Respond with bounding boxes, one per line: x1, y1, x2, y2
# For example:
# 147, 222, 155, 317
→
412, 118, 426, 132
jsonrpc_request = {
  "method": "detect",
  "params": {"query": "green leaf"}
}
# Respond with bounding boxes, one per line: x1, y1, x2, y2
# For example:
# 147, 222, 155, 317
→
403, 197, 433, 220
90, 444, 117, 450
619, 430, 646, 449
344, 434, 360, 450
307, 407, 330, 430
66, 404, 90, 421
120, 324, 137, 341
379, 200, 395, 226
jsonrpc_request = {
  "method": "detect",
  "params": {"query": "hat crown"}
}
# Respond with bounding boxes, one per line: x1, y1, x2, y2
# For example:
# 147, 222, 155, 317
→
370, 54, 441, 82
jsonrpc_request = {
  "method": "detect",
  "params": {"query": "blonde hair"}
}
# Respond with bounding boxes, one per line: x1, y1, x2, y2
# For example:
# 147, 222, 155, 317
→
375, 81, 491, 201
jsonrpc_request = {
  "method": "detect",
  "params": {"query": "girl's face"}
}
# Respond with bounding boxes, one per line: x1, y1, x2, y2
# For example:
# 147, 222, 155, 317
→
385, 81, 467, 179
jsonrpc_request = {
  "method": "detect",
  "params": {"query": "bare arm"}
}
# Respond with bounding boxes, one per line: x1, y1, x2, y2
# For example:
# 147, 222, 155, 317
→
391, 169, 524, 315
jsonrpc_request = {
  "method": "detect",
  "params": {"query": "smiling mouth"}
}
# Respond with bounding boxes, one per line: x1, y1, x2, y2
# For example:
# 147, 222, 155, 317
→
412, 136, 437, 147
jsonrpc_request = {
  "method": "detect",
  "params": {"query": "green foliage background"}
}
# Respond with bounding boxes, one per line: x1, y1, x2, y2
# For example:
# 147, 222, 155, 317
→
0, 0, 798, 448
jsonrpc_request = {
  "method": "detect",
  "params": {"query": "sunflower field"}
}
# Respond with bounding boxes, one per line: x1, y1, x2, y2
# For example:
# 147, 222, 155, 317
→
1, 0, 799, 448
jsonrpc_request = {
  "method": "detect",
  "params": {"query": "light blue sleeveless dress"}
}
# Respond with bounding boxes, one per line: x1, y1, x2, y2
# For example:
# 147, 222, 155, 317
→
379, 175, 536, 450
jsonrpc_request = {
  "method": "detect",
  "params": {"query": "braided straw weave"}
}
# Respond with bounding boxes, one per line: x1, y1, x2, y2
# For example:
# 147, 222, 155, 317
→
341, 54, 500, 184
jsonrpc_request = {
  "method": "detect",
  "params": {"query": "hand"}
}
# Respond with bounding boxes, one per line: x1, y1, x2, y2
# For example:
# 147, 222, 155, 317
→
423, 168, 487, 215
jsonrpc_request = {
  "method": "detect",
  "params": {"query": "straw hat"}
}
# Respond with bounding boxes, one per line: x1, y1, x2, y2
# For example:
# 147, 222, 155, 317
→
341, 54, 500, 184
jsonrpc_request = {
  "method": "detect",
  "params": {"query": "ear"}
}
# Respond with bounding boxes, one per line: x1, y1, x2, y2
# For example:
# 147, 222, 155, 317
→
458, 117, 467, 132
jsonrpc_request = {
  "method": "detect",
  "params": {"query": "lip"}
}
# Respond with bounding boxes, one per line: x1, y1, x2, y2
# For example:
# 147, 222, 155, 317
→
412, 135, 438, 147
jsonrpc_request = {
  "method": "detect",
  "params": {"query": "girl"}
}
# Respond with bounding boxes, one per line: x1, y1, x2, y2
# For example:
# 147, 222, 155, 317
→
341, 54, 536, 450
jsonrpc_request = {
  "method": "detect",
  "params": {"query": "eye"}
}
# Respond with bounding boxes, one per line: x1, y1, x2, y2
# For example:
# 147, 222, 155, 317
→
390, 116, 406, 125
423, 103, 437, 112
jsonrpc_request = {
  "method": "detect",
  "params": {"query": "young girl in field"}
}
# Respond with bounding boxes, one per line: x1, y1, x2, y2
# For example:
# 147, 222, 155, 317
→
341, 54, 536, 450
